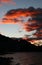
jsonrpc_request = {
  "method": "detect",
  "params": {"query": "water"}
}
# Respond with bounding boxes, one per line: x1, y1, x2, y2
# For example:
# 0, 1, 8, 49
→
0, 52, 42, 65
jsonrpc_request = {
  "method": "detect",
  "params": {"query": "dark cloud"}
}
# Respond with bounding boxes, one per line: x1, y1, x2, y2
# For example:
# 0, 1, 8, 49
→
1, 7, 42, 40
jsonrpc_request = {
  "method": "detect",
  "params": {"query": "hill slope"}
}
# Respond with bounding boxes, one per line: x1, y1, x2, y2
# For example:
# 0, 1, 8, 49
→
0, 34, 42, 54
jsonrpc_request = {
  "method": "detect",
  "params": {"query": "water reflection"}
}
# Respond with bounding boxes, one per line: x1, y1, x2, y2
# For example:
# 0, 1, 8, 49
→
0, 52, 42, 65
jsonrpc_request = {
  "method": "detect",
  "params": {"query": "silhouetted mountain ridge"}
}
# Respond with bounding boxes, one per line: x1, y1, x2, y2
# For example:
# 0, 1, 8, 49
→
0, 34, 42, 54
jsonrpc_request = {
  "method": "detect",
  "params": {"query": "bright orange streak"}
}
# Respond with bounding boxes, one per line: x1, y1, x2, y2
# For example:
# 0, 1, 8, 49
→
0, 0, 16, 6
1, 0, 11, 3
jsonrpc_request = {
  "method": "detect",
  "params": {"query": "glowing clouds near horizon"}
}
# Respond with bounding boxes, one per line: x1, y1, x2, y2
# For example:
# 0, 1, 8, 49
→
1, 7, 42, 41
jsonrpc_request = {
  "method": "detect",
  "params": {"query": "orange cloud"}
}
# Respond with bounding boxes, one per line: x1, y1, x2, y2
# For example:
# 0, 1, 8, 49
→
1, 0, 11, 3
2, 7, 42, 23
0, 7, 42, 40
0, 0, 16, 6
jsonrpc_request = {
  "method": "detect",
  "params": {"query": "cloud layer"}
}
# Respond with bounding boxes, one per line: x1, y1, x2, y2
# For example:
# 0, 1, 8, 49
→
0, 0, 16, 6
1, 7, 42, 40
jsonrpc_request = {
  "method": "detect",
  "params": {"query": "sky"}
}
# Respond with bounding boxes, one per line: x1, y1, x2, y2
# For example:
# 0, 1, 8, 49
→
0, 0, 42, 43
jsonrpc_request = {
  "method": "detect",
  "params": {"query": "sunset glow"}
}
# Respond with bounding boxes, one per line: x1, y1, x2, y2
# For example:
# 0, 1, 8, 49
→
0, 0, 42, 45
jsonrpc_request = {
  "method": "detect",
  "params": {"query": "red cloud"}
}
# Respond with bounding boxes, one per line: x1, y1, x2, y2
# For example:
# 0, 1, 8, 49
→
1, 0, 11, 3
0, 7, 42, 40
0, 0, 16, 6
2, 7, 42, 23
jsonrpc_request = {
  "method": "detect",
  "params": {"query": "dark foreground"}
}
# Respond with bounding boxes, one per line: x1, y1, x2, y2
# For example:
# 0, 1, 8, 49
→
0, 34, 42, 65
0, 52, 42, 65
0, 34, 42, 54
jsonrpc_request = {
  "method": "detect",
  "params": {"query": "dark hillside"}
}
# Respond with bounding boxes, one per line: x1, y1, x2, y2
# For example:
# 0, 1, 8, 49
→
0, 34, 42, 54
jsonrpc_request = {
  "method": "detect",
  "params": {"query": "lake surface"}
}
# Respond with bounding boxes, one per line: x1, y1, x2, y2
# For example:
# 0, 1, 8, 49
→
0, 52, 42, 65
